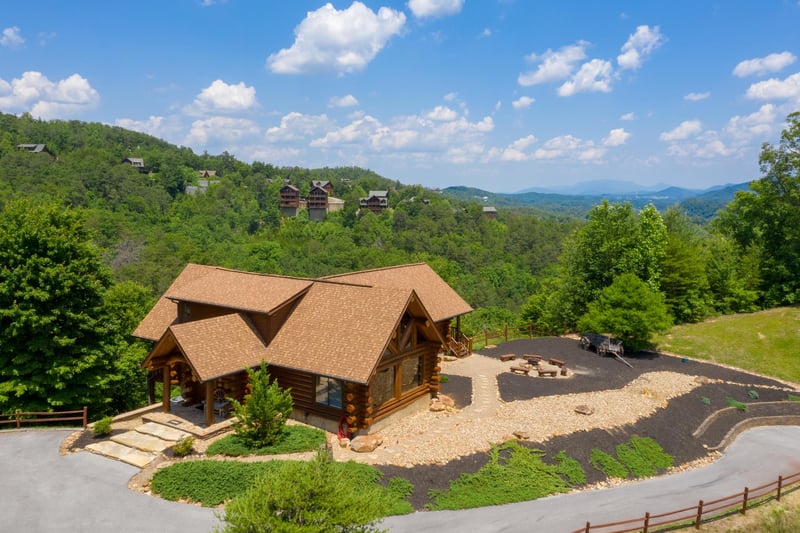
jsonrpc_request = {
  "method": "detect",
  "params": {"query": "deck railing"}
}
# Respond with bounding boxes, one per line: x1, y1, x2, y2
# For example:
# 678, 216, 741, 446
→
572, 470, 800, 533
0, 406, 88, 429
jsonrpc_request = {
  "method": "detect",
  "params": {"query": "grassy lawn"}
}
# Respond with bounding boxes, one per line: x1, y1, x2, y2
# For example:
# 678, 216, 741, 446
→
652, 306, 800, 384
206, 425, 326, 456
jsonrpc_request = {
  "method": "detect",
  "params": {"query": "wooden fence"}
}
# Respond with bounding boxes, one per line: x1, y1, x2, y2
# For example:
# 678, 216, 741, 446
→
471, 323, 554, 347
0, 406, 88, 430
572, 470, 800, 533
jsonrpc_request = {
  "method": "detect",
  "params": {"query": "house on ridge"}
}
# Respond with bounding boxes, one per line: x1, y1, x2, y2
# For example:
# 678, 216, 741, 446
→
16, 143, 54, 157
133, 263, 473, 433
122, 157, 148, 173
359, 190, 388, 214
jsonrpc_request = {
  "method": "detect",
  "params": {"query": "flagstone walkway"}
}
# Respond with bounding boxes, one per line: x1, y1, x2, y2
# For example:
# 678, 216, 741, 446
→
85, 421, 190, 468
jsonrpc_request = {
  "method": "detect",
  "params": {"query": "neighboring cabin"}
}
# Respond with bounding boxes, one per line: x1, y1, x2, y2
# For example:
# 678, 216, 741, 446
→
133, 263, 472, 434
359, 190, 389, 214
122, 157, 148, 173
16, 143, 54, 157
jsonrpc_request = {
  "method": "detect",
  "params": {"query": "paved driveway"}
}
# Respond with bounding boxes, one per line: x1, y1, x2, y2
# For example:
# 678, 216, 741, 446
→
0, 429, 217, 532
3, 427, 800, 532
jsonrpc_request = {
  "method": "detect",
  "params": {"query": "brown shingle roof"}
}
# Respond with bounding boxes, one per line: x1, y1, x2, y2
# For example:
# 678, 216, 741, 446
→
263, 283, 413, 384
322, 263, 472, 322
170, 313, 267, 381
132, 264, 218, 341
165, 268, 312, 314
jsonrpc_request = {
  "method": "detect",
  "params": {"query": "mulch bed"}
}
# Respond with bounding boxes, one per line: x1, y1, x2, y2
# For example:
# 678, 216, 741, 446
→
377, 337, 800, 511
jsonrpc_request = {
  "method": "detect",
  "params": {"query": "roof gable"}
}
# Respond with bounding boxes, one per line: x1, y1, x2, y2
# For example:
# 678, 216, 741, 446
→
160, 313, 267, 381
165, 268, 313, 314
263, 283, 415, 384
322, 263, 472, 322
133, 264, 218, 341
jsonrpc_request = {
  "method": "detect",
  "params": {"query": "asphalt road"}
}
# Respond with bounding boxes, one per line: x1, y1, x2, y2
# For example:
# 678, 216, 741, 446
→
0, 429, 218, 532
3, 427, 800, 532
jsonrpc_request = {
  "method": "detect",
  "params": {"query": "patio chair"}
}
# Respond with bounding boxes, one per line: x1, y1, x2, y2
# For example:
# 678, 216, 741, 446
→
213, 388, 230, 418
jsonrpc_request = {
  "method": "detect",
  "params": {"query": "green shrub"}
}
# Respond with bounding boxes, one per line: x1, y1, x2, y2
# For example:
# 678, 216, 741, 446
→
438, 374, 449, 384
217, 451, 403, 532
788, 394, 800, 402
553, 450, 586, 485
206, 425, 325, 456
726, 397, 749, 412
152, 460, 279, 506
427, 441, 573, 510
748, 390, 760, 399
92, 416, 113, 437
172, 436, 195, 457
590, 449, 628, 479
701, 396, 711, 406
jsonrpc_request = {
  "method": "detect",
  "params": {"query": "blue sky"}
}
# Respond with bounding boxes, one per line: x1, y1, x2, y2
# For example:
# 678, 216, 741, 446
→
2, 1, 800, 193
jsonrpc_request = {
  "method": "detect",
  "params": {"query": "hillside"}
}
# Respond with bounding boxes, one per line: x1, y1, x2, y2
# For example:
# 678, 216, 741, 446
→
441, 182, 750, 221
0, 112, 573, 317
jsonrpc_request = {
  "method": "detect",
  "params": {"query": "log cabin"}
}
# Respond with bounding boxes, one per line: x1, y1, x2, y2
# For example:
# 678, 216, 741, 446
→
133, 263, 472, 435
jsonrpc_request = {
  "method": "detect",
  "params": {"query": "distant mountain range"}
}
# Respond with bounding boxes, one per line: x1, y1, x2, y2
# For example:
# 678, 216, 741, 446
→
441, 181, 752, 221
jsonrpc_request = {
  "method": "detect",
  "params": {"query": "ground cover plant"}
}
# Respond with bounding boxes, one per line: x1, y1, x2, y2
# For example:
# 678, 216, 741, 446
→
206, 425, 325, 456
151, 460, 279, 506
590, 449, 629, 479
427, 441, 579, 510
615, 436, 673, 478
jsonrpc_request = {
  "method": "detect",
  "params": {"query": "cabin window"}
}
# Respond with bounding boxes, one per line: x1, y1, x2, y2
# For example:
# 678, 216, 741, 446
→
181, 303, 191, 323
316, 376, 342, 409
401, 356, 421, 393
372, 367, 395, 409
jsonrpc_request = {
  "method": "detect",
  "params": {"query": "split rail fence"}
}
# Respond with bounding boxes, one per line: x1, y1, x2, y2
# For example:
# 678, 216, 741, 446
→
0, 406, 88, 429
472, 323, 555, 348
571, 470, 800, 533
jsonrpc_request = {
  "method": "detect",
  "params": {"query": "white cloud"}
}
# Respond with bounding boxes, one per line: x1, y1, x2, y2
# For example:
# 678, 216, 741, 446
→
189, 79, 256, 114
329, 94, 359, 108
617, 25, 665, 70
518, 41, 588, 86
266, 112, 333, 142
408, 0, 463, 18
684, 92, 710, 101
659, 120, 702, 141
620, 112, 635, 121
0, 71, 99, 119
511, 96, 534, 109
745, 72, 800, 101
1, 26, 24, 47
185, 116, 260, 146
733, 52, 797, 78
490, 133, 606, 162
603, 128, 630, 146
267, 2, 406, 75
116, 116, 166, 137
427, 105, 458, 121
310, 111, 493, 163
443, 92, 458, 101
557, 59, 613, 96
493, 134, 537, 161
480, 28, 492, 38
725, 104, 778, 142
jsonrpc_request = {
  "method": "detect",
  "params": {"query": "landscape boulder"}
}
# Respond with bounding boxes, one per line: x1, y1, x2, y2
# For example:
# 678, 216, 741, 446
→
350, 434, 383, 453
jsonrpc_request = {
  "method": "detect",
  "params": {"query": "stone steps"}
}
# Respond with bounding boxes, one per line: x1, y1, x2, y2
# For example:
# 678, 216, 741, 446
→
84, 421, 191, 468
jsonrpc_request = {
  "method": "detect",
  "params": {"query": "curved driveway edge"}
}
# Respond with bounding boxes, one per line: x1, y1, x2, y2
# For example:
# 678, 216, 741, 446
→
4, 426, 800, 532
0, 430, 218, 532
381, 425, 800, 533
